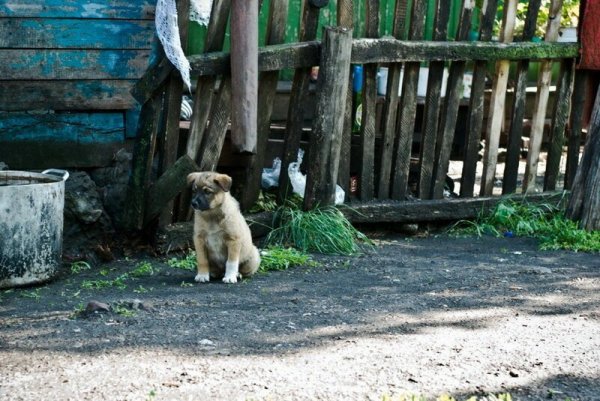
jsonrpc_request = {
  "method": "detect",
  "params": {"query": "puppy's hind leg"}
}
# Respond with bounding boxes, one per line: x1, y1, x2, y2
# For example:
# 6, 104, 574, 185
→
240, 246, 260, 277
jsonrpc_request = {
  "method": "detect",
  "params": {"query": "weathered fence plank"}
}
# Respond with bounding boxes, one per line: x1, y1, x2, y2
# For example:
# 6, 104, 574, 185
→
459, 0, 498, 197
391, 0, 427, 200
431, 0, 473, 199
418, 0, 451, 199
565, 70, 588, 189
188, 41, 579, 76
524, 0, 564, 193
0, 0, 155, 19
304, 26, 352, 209
0, 18, 154, 49
502, 0, 542, 194
277, 0, 324, 203
241, 0, 289, 210
480, 0, 517, 196
544, 57, 575, 191
377, 0, 407, 199
357, 0, 379, 201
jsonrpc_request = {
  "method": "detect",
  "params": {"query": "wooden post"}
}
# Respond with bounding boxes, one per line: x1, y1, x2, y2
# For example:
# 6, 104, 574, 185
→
544, 57, 575, 190
358, 0, 379, 201
336, 0, 354, 201
304, 26, 353, 210
240, 0, 289, 210
418, 0, 451, 199
565, 70, 588, 189
277, 0, 326, 204
459, 0, 498, 198
566, 86, 600, 231
480, 0, 517, 196
431, 0, 473, 199
377, 0, 407, 199
502, 0, 542, 194
230, 0, 259, 153
391, 0, 427, 200
523, 0, 563, 193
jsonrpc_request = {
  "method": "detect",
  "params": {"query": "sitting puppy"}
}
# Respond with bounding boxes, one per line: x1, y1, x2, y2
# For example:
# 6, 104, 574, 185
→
187, 171, 260, 283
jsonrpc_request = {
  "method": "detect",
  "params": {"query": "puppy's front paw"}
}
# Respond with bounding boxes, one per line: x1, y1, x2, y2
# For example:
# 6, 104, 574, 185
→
222, 273, 238, 284
194, 272, 210, 283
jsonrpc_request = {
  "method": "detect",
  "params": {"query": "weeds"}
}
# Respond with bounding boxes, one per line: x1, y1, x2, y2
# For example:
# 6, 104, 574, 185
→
80, 261, 157, 291
168, 252, 196, 271
20, 288, 42, 301
266, 204, 373, 255
70, 261, 91, 274
449, 200, 600, 252
259, 246, 315, 272
114, 304, 136, 317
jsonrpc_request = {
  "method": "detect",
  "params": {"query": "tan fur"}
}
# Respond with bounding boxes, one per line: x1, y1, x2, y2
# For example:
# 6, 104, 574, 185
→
187, 172, 260, 284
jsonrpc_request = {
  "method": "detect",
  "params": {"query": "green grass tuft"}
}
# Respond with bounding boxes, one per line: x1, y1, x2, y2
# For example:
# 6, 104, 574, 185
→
266, 205, 373, 256
449, 199, 600, 252
259, 246, 315, 272
167, 251, 196, 271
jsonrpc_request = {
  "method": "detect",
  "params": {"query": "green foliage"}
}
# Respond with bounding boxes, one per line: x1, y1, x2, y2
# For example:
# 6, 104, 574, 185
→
496, 0, 579, 38
167, 252, 196, 271
130, 262, 155, 277
449, 200, 600, 252
248, 191, 279, 213
114, 305, 136, 317
80, 262, 156, 291
70, 261, 91, 274
259, 246, 315, 272
266, 205, 373, 255
20, 288, 42, 301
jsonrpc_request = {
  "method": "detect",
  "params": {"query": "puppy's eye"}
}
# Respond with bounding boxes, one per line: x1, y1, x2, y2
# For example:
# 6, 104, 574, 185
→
202, 187, 213, 195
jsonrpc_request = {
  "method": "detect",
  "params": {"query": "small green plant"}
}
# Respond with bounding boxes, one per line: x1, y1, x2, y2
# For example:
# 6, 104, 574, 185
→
168, 252, 196, 271
259, 246, 314, 272
20, 288, 42, 301
266, 205, 373, 255
81, 272, 129, 290
114, 305, 136, 317
449, 199, 600, 252
130, 261, 156, 277
180, 281, 194, 288
133, 285, 151, 294
248, 191, 279, 213
70, 261, 91, 274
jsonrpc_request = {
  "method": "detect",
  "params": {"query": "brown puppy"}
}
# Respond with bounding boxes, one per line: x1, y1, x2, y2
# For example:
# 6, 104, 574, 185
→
187, 171, 260, 283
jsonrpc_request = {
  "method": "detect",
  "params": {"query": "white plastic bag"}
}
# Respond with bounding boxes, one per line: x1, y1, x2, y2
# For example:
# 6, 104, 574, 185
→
288, 149, 345, 205
261, 157, 281, 189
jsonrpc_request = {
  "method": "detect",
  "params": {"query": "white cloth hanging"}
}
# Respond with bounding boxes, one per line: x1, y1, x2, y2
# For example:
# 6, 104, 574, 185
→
190, 0, 213, 26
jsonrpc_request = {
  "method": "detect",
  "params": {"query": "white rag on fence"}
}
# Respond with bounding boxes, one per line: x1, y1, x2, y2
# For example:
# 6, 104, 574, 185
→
155, 0, 213, 91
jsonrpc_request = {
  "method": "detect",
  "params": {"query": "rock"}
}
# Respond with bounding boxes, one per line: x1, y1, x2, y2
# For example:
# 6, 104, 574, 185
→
85, 301, 111, 314
522, 266, 552, 275
199, 339, 215, 346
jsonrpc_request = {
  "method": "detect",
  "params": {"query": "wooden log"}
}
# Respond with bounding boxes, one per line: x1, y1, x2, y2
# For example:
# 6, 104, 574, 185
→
198, 78, 233, 172
188, 41, 579, 76
186, 0, 231, 162
480, 0, 517, 196
544, 58, 575, 191
131, 57, 174, 105
144, 155, 199, 226
431, 0, 473, 199
565, 70, 588, 189
336, 0, 354, 201
358, 0, 380, 201
391, 0, 427, 200
157, 0, 190, 227
277, 0, 324, 204
240, 0, 289, 210
304, 26, 353, 210
566, 87, 600, 231
230, 0, 259, 153
123, 94, 163, 230
502, 0, 542, 194
524, 0, 564, 193
418, 0, 451, 200
459, 0, 498, 198
377, 0, 407, 199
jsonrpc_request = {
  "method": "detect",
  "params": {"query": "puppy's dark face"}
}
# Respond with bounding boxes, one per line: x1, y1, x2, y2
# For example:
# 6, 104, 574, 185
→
187, 172, 232, 211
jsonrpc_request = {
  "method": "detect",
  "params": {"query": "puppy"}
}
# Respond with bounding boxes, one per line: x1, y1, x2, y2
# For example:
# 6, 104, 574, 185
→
187, 171, 260, 283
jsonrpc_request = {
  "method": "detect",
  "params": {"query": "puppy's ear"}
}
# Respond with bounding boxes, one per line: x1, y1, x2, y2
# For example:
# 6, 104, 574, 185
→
214, 174, 232, 192
187, 173, 199, 187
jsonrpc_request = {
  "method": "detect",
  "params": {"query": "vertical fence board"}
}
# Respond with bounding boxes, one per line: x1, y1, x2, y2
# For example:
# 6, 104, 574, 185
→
304, 27, 353, 209
502, 0, 541, 194
480, 0, 517, 196
377, 0, 407, 199
240, 0, 289, 210
565, 70, 588, 189
358, 0, 379, 201
432, 0, 473, 199
391, 0, 427, 200
418, 0, 451, 199
459, 0, 498, 198
277, 1, 323, 203
198, 78, 233, 171
336, 0, 354, 200
523, 0, 563, 193
544, 57, 575, 190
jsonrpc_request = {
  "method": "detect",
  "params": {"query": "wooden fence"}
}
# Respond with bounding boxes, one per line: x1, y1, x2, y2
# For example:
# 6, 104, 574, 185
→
125, 0, 584, 231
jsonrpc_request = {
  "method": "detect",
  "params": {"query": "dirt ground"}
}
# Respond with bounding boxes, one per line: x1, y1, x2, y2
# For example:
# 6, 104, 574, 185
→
1, 231, 599, 401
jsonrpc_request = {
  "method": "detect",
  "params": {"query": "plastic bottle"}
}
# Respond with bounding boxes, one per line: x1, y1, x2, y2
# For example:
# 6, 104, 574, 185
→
351, 65, 363, 133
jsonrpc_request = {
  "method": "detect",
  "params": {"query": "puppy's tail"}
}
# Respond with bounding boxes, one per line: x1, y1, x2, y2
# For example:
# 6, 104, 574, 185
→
240, 246, 260, 277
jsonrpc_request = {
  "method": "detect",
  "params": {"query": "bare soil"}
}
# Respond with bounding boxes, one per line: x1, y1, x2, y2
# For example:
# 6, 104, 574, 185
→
1, 232, 599, 401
